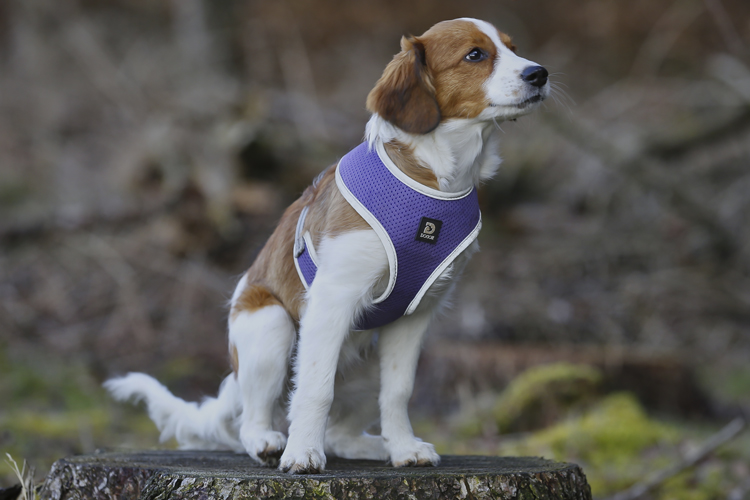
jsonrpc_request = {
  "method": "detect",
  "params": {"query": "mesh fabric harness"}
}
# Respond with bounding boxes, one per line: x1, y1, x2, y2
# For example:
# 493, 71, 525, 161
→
294, 142, 482, 331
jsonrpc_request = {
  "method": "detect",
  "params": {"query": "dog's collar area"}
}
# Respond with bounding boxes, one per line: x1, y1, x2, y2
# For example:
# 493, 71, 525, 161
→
374, 140, 475, 200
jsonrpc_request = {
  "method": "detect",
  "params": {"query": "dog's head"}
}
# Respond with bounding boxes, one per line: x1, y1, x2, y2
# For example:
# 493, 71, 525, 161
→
367, 18, 549, 134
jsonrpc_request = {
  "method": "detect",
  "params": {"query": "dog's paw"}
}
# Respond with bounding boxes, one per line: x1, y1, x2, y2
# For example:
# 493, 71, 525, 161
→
278, 447, 326, 474
240, 427, 287, 466
389, 438, 440, 467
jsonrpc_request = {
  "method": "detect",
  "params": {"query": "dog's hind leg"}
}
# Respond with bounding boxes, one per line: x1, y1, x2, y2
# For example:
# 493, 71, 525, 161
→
229, 282, 296, 466
325, 345, 388, 461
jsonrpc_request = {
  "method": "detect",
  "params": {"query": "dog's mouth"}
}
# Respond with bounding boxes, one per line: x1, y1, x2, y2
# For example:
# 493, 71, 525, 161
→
515, 94, 544, 109
489, 94, 545, 110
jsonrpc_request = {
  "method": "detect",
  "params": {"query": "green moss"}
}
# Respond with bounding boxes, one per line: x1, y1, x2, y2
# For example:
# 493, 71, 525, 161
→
0, 347, 102, 411
159, 357, 200, 386
530, 392, 677, 458
493, 363, 602, 433
0, 180, 31, 208
657, 466, 727, 500
500, 392, 679, 495
0, 347, 165, 486
699, 364, 750, 406
1, 409, 109, 440
455, 418, 484, 439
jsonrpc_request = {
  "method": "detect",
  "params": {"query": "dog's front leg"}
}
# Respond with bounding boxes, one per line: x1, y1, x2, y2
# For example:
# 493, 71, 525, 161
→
378, 312, 440, 467
279, 230, 386, 474
278, 296, 349, 474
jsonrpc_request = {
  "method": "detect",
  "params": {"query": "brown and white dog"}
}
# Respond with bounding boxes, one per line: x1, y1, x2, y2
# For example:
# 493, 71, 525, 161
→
106, 18, 549, 474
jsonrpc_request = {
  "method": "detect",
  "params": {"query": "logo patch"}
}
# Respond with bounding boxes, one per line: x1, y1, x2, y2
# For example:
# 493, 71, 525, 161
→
415, 217, 443, 244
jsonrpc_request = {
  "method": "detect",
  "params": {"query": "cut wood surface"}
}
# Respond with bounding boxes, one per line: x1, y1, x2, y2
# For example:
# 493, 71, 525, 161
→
40, 450, 592, 500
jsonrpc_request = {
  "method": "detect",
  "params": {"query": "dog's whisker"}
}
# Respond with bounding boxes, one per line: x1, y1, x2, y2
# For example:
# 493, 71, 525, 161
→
491, 116, 505, 132
546, 81, 576, 114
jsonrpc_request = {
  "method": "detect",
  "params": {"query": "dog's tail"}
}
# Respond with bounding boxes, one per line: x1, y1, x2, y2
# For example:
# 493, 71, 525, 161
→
104, 372, 244, 452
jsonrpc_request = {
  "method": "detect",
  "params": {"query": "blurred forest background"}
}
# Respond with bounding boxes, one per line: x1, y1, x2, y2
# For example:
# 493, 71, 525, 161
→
2, 0, 750, 498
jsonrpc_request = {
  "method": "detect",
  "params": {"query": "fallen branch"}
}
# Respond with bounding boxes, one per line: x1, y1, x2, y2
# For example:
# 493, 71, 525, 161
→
604, 417, 746, 500
645, 106, 750, 160
0, 206, 163, 245
728, 477, 750, 500
545, 110, 742, 260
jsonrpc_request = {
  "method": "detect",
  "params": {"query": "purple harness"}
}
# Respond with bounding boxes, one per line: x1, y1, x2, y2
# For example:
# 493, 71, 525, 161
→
294, 142, 482, 330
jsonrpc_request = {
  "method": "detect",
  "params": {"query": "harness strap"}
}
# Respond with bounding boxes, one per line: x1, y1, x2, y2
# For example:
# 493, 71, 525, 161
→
293, 141, 481, 331
293, 205, 318, 289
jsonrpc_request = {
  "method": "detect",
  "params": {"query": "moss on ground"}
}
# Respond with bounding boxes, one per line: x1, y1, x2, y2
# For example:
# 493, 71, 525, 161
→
492, 362, 602, 433
500, 392, 679, 493
418, 363, 750, 500
0, 345, 165, 487
3, 345, 749, 500
517, 392, 677, 460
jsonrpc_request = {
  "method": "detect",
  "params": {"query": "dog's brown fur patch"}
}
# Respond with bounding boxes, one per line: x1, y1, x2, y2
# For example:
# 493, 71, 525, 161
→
499, 32, 517, 53
241, 199, 309, 323
368, 20, 517, 127
384, 141, 440, 190
237, 162, 370, 323
232, 283, 282, 320
419, 20, 497, 120
366, 36, 440, 134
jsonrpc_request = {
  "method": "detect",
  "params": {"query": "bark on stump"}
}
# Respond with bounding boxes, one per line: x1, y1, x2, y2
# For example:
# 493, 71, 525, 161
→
40, 450, 592, 500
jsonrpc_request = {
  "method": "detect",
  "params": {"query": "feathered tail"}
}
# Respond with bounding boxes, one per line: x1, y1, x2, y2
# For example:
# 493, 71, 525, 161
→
104, 372, 244, 452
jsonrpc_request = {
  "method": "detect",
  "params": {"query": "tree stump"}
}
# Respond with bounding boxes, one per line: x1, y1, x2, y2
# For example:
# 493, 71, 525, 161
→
39, 450, 592, 500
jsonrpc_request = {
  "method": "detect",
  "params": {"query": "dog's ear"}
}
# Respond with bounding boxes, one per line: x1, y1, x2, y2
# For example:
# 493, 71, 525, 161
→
366, 36, 440, 134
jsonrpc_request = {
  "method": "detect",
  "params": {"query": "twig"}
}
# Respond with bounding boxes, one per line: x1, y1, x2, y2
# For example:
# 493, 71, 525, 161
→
728, 477, 750, 500
171, 0, 212, 71
604, 417, 746, 500
709, 54, 750, 104
630, 0, 704, 77
62, 19, 145, 120
274, 0, 330, 143
0, 196, 178, 244
703, 0, 747, 58
75, 235, 156, 346
644, 106, 750, 160
544, 111, 742, 260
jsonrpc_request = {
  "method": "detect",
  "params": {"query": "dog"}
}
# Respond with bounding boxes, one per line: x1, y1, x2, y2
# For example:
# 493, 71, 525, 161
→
105, 17, 549, 474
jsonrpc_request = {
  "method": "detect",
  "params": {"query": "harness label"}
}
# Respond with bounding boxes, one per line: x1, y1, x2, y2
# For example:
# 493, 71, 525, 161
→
415, 217, 443, 245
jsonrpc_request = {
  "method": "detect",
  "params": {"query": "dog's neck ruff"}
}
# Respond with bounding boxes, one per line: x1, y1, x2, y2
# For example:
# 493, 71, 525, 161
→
294, 141, 482, 331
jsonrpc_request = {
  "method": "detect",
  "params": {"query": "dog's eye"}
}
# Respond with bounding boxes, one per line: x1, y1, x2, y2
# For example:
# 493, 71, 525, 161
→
464, 48, 487, 62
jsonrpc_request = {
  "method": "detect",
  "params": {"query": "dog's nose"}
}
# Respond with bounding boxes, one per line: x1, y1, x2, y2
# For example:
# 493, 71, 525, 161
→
521, 66, 548, 87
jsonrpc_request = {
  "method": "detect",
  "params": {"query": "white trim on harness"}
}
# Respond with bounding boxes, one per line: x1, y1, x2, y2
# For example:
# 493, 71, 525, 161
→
293, 205, 311, 290
298, 140, 482, 313
335, 163, 396, 305
302, 231, 318, 265
405, 214, 482, 315
294, 205, 309, 258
